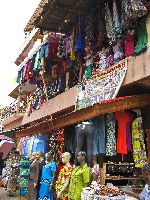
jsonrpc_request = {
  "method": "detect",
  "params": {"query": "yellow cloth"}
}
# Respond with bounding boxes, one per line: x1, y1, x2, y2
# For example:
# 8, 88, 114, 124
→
146, 13, 150, 49
70, 28, 75, 60
132, 117, 147, 168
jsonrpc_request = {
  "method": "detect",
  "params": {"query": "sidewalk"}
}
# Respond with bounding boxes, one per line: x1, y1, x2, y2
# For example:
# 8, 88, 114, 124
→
0, 187, 26, 200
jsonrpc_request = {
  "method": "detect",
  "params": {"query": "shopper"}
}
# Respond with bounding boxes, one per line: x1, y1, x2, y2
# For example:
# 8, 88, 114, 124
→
122, 163, 150, 199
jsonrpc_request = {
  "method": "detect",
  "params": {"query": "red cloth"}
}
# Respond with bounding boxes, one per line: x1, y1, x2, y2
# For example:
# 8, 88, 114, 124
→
115, 111, 131, 158
124, 33, 135, 57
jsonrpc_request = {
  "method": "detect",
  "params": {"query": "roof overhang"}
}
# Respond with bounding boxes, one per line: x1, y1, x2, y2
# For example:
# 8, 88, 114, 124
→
15, 28, 43, 66
15, 94, 150, 138
24, 0, 98, 33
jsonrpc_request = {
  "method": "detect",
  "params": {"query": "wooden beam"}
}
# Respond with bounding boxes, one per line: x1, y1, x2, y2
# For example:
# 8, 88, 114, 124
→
14, 94, 150, 139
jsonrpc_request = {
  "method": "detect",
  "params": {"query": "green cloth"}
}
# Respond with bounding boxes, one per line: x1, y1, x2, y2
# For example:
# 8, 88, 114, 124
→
16, 70, 21, 84
134, 22, 148, 56
68, 163, 91, 200
85, 65, 92, 79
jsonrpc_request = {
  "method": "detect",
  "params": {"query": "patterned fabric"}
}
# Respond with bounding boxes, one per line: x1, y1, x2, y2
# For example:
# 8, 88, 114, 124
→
121, 0, 131, 32
113, 0, 122, 40
129, 0, 147, 19
105, 113, 116, 156
105, 3, 116, 45
132, 117, 147, 168
140, 184, 150, 200
56, 164, 73, 199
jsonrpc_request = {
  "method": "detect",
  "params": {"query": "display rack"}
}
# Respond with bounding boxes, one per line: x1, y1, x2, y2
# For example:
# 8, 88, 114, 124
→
100, 162, 144, 192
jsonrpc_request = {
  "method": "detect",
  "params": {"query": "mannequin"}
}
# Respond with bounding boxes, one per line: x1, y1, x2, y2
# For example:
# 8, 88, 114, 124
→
38, 152, 56, 200
56, 152, 73, 199
27, 152, 39, 200
36, 151, 45, 194
75, 121, 93, 167
68, 151, 91, 200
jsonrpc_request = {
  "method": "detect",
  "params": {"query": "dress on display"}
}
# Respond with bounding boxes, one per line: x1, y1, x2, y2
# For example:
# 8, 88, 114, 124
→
56, 164, 73, 200
38, 161, 56, 200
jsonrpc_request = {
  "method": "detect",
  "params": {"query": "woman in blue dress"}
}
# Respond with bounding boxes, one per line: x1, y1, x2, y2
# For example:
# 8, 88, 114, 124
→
38, 152, 56, 200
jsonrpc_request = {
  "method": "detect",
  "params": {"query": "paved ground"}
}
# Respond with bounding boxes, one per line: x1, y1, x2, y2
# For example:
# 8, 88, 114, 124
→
0, 187, 26, 200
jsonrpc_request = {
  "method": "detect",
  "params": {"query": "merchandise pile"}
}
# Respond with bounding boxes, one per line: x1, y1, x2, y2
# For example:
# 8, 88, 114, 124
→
81, 182, 125, 200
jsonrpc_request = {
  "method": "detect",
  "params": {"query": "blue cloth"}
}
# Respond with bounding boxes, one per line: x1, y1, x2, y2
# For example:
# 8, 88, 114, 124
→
140, 184, 150, 200
38, 161, 56, 200
91, 115, 106, 155
31, 135, 47, 155
24, 137, 30, 157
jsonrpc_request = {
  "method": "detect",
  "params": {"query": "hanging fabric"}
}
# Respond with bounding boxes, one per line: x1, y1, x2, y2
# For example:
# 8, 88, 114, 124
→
129, 0, 147, 19
113, 0, 122, 40
74, 15, 85, 54
70, 27, 76, 60
105, 3, 116, 45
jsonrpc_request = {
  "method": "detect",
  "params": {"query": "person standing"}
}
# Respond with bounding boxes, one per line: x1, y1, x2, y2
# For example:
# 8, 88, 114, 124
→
38, 152, 56, 200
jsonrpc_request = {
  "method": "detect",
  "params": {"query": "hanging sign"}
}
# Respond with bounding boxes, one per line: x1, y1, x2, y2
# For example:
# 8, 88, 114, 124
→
76, 60, 127, 110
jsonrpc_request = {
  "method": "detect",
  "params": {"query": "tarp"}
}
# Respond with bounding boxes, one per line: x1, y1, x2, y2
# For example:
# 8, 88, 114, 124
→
0, 140, 16, 159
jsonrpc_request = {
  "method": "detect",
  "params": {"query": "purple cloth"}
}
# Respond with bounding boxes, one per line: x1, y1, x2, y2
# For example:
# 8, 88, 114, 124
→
126, 121, 133, 152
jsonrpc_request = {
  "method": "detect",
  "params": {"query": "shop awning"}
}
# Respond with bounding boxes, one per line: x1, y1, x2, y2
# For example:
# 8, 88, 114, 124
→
2, 130, 16, 136
15, 94, 150, 138
24, 0, 98, 33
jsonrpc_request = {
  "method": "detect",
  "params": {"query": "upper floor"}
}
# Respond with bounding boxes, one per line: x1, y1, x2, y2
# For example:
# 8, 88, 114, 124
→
2, 0, 150, 132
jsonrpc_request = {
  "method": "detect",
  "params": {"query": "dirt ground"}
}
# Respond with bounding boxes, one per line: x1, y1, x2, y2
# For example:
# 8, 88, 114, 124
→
0, 187, 26, 200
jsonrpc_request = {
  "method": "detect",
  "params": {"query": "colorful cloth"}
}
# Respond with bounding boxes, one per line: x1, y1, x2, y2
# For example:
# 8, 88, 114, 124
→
56, 164, 73, 199
132, 117, 147, 168
68, 164, 91, 200
38, 161, 56, 200
105, 113, 116, 156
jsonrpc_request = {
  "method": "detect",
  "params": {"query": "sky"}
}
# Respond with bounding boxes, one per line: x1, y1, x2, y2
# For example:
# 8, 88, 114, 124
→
0, 0, 41, 106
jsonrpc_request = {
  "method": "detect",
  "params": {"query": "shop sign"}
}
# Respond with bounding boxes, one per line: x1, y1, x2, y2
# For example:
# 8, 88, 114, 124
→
76, 60, 127, 110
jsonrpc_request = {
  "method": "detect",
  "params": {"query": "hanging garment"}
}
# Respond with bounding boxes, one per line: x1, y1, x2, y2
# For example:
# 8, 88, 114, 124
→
74, 16, 85, 54
132, 117, 147, 168
105, 3, 116, 45
124, 32, 135, 57
134, 21, 148, 55
70, 28, 75, 60
121, 0, 131, 32
113, 0, 122, 40
146, 13, 150, 50
129, 0, 147, 19
113, 41, 124, 63
106, 113, 116, 156
115, 111, 131, 158
91, 116, 106, 155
